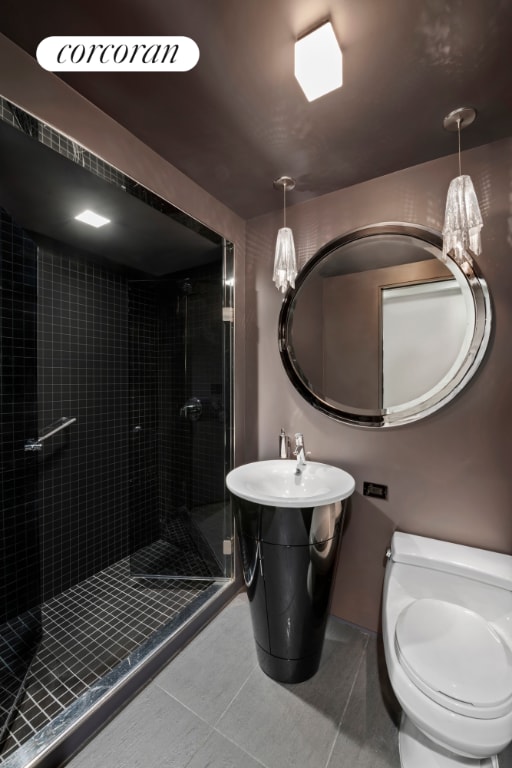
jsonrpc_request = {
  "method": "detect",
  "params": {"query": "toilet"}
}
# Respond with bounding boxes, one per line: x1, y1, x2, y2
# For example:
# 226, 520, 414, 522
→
382, 532, 512, 768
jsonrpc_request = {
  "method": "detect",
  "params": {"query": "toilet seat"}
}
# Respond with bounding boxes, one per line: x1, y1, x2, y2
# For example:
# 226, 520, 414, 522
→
395, 598, 512, 720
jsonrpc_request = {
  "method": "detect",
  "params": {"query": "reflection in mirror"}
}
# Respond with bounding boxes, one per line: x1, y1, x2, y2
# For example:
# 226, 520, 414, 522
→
381, 279, 467, 408
279, 224, 491, 428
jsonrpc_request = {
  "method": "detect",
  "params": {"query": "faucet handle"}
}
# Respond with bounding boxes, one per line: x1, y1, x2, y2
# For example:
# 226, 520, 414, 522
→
279, 428, 290, 459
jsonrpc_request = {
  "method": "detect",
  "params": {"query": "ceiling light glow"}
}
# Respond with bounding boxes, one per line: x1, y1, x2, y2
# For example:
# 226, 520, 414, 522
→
294, 22, 343, 102
74, 209, 111, 228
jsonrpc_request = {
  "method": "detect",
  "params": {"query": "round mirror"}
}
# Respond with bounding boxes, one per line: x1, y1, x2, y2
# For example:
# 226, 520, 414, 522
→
278, 223, 491, 427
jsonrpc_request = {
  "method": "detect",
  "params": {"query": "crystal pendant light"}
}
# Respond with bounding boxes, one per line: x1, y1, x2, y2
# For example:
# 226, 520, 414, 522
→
273, 176, 297, 293
442, 107, 483, 266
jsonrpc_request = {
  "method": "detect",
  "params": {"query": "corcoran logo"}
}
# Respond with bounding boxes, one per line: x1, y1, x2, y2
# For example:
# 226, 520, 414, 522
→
36, 36, 200, 72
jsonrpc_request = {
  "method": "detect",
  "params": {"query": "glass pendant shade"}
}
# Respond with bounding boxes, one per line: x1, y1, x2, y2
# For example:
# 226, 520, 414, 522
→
442, 174, 483, 265
273, 226, 297, 293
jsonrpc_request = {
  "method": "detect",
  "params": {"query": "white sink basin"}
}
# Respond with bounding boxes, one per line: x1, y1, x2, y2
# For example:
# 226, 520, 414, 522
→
226, 460, 355, 508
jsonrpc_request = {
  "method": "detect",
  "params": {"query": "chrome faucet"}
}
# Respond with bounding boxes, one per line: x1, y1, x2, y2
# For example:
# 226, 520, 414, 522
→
293, 433, 307, 474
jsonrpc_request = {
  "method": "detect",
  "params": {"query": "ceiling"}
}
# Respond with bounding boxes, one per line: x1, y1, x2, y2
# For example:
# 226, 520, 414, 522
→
0, 118, 221, 275
2, 0, 512, 219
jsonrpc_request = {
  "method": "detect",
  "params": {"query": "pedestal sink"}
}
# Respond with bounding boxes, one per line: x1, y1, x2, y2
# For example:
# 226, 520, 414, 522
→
226, 460, 355, 683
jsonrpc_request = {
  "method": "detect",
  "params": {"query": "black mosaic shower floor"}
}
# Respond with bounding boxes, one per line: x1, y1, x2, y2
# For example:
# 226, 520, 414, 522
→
131, 504, 226, 579
0, 558, 216, 763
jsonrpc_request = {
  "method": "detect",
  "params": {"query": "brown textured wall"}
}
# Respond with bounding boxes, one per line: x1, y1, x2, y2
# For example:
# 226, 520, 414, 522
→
246, 138, 512, 631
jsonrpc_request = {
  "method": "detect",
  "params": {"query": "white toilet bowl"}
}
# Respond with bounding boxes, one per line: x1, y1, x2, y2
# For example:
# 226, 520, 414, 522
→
382, 532, 512, 768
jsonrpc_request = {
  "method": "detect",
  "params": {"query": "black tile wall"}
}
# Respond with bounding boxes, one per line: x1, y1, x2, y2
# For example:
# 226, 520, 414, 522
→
159, 262, 225, 513
159, 278, 190, 514
37, 243, 130, 601
187, 268, 225, 508
0, 208, 39, 622
129, 262, 226, 578
2, 185, 228, 611
0, 228, 226, 609
0, 208, 41, 740
128, 282, 160, 552
36, 246, 226, 593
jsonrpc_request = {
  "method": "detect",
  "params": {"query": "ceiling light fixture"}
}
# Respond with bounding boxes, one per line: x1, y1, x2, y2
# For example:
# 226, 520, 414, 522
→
74, 209, 111, 228
442, 107, 483, 266
273, 176, 297, 293
294, 21, 342, 102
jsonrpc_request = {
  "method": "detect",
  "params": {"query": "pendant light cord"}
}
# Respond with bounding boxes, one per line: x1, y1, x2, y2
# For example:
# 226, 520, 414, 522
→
283, 184, 286, 228
457, 118, 462, 177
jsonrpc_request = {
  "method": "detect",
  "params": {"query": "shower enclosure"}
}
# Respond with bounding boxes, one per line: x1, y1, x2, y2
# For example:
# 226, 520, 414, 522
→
129, 267, 231, 580
0, 98, 235, 764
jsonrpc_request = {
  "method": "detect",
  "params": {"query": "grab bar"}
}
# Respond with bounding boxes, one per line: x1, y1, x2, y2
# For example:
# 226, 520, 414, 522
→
24, 417, 77, 452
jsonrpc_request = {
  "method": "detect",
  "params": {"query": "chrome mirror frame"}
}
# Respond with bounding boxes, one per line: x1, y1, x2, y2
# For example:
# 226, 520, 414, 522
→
278, 223, 492, 428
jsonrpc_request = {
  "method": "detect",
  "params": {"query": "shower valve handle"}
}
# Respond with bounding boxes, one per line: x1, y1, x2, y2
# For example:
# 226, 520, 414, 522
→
180, 397, 202, 421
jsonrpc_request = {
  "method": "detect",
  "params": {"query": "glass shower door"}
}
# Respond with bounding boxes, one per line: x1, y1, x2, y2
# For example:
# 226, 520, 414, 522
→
0, 208, 41, 743
129, 243, 234, 581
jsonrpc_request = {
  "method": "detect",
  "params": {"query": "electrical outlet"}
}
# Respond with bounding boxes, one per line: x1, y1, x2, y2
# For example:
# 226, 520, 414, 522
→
363, 481, 388, 500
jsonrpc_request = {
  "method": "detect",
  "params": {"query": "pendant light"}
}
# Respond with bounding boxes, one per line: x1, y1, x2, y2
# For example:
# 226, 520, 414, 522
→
273, 176, 297, 293
442, 107, 483, 266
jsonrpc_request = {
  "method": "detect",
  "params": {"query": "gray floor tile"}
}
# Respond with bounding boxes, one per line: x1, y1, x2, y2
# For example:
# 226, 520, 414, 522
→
327, 634, 400, 768
65, 685, 211, 768
499, 743, 512, 768
155, 593, 258, 724
185, 729, 267, 768
61, 593, 512, 768
215, 618, 368, 768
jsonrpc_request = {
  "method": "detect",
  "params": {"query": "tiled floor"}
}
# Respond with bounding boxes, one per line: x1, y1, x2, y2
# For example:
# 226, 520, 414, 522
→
65, 592, 512, 768
65, 593, 401, 768
1, 558, 215, 762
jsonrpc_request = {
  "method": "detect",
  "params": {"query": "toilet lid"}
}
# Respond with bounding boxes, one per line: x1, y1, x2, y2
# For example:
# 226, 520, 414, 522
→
395, 598, 512, 719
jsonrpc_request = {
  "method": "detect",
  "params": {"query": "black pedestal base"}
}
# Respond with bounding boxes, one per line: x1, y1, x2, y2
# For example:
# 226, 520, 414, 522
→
235, 497, 347, 684
256, 643, 322, 684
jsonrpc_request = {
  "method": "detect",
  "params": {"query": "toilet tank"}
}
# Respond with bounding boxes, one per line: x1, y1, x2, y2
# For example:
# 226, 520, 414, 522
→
390, 532, 512, 591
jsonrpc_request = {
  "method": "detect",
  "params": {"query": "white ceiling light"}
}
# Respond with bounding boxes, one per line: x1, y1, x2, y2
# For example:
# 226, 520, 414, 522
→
294, 21, 342, 102
74, 209, 111, 228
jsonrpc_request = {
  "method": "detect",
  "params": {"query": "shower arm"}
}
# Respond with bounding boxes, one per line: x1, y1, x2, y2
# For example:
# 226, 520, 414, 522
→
24, 417, 77, 452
